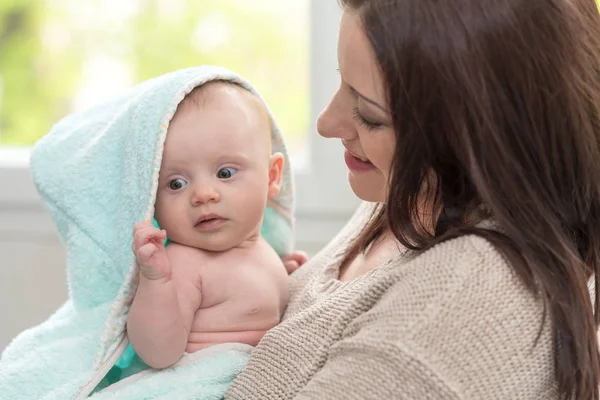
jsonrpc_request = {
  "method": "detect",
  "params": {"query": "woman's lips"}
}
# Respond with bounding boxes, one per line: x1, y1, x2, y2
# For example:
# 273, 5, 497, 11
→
344, 150, 375, 172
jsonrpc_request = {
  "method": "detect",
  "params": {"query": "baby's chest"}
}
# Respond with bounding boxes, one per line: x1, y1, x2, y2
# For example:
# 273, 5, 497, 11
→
198, 259, 284, 307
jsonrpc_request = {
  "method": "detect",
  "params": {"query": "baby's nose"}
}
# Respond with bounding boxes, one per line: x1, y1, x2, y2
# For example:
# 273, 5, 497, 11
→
191, 186, 220, 205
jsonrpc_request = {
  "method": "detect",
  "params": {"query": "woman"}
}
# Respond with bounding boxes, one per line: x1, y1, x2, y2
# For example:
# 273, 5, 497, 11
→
226, 0, 600, 398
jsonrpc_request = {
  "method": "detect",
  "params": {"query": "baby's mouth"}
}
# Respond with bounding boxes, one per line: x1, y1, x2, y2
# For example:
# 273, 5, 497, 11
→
194, 214, 227, 231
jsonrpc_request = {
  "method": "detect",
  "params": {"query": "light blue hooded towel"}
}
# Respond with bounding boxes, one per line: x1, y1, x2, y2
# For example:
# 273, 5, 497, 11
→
0, 66, 294, 399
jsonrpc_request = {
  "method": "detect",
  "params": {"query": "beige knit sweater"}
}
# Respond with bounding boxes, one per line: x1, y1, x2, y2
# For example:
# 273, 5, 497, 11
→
225, 202, 558, 399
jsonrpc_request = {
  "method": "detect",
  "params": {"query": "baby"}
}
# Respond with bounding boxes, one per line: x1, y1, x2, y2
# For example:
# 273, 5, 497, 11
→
127, 81, 289, 369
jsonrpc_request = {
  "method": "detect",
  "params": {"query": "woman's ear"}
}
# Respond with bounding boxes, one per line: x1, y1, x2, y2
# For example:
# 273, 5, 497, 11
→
267, 152, 285, 199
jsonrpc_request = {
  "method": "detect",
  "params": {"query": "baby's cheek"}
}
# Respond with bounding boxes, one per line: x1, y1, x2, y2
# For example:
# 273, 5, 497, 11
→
242, 194, 268, 223
153, 197, 166, 224
153, 195, 181, 232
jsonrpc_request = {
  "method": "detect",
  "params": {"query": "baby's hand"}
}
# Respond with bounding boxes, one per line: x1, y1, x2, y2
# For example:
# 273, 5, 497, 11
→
282, 251, 308, 275
132, 221, 170, 280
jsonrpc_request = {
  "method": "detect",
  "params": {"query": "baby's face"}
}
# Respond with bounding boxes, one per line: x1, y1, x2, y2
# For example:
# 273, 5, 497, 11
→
154, 84, 277, 251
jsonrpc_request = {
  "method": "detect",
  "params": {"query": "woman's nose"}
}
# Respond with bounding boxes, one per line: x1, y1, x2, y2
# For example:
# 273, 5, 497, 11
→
317, 89, 356, 140
191, 185, 220, 205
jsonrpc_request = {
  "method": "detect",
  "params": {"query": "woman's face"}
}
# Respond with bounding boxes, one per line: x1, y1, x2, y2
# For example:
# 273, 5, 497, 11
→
317, 10, 396, 203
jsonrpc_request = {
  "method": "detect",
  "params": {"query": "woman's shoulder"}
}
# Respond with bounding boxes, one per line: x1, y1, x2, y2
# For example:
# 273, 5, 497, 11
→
347, 233, 556, 397
376, 233, 544, 330
395, 232, 519, 291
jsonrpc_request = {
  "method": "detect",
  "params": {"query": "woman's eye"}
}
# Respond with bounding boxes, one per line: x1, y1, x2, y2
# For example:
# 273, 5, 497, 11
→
217, 167, 237, 179
351, 107, 384, 131
168, 178, 187, 190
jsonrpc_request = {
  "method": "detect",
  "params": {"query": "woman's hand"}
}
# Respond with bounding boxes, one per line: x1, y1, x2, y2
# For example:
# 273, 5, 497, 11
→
282, 251, 309, 275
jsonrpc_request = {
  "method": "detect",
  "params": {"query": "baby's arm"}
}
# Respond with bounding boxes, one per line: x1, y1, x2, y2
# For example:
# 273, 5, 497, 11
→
127, 222, 202, 368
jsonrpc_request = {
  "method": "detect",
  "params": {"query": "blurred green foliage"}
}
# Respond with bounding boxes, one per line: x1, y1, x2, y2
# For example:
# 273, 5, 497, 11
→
0, 0, 309, 146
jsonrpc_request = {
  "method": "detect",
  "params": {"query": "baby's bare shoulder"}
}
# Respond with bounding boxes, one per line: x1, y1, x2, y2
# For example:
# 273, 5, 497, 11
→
165, 242, 212, 277
223, 243, 283, 270
166, 240, 285, 279
166, 242, 208, 260
251, 238, 286, 271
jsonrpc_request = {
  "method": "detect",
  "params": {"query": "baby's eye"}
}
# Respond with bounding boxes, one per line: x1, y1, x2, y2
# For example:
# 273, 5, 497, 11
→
217, 167, 237, 179
168, 178, 187, 191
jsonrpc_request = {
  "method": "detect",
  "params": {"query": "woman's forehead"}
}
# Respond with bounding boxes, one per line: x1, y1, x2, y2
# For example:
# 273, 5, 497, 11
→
338, 10, 386, 107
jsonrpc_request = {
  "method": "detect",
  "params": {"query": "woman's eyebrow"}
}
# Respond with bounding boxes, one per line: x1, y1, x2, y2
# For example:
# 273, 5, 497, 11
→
350, 86, 387, 112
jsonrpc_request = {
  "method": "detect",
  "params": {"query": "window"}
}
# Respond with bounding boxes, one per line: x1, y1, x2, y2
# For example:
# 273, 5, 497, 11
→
0, 0, 309, 162
0, 0, 359, 254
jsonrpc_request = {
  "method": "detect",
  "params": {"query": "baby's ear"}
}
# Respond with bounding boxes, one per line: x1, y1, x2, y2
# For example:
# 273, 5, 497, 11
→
267, 152, 284, 199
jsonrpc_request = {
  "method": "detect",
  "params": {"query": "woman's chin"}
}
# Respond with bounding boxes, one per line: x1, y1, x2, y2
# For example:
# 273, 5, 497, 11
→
348, 173, 387, 203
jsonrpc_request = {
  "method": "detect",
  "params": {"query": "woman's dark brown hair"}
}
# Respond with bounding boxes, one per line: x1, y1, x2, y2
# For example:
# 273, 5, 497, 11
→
341, 0, 600, 398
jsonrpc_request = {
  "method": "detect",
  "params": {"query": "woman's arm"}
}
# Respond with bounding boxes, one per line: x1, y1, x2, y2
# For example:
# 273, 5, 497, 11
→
295, 339, 460, 399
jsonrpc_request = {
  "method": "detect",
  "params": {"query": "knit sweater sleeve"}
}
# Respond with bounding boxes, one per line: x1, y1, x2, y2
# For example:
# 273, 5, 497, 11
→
294, 235, 554, 399
295, 339, 461, 399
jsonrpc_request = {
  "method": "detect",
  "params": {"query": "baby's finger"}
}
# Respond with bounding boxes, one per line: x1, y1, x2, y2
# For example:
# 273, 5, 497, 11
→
137, 242, 157, 264
133, 225, 157, 253
145, 229, 167, 245
133, 227, 150, 251
133, 229, 146, 252
135, 223, 159, 241
283, 259, 301, 275
293, 251, 309, 265
133, 220, 153, 235
282, 251, 308, 265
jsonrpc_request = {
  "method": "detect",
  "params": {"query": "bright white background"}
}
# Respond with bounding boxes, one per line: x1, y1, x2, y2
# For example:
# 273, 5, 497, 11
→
0, 1, 359, 351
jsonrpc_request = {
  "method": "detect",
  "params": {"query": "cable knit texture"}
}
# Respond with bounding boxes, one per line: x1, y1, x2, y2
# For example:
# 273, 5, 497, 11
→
225, 202, 559, 399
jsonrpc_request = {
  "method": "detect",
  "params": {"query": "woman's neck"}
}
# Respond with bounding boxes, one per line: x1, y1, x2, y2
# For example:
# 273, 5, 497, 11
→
338, 229, 400, 282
